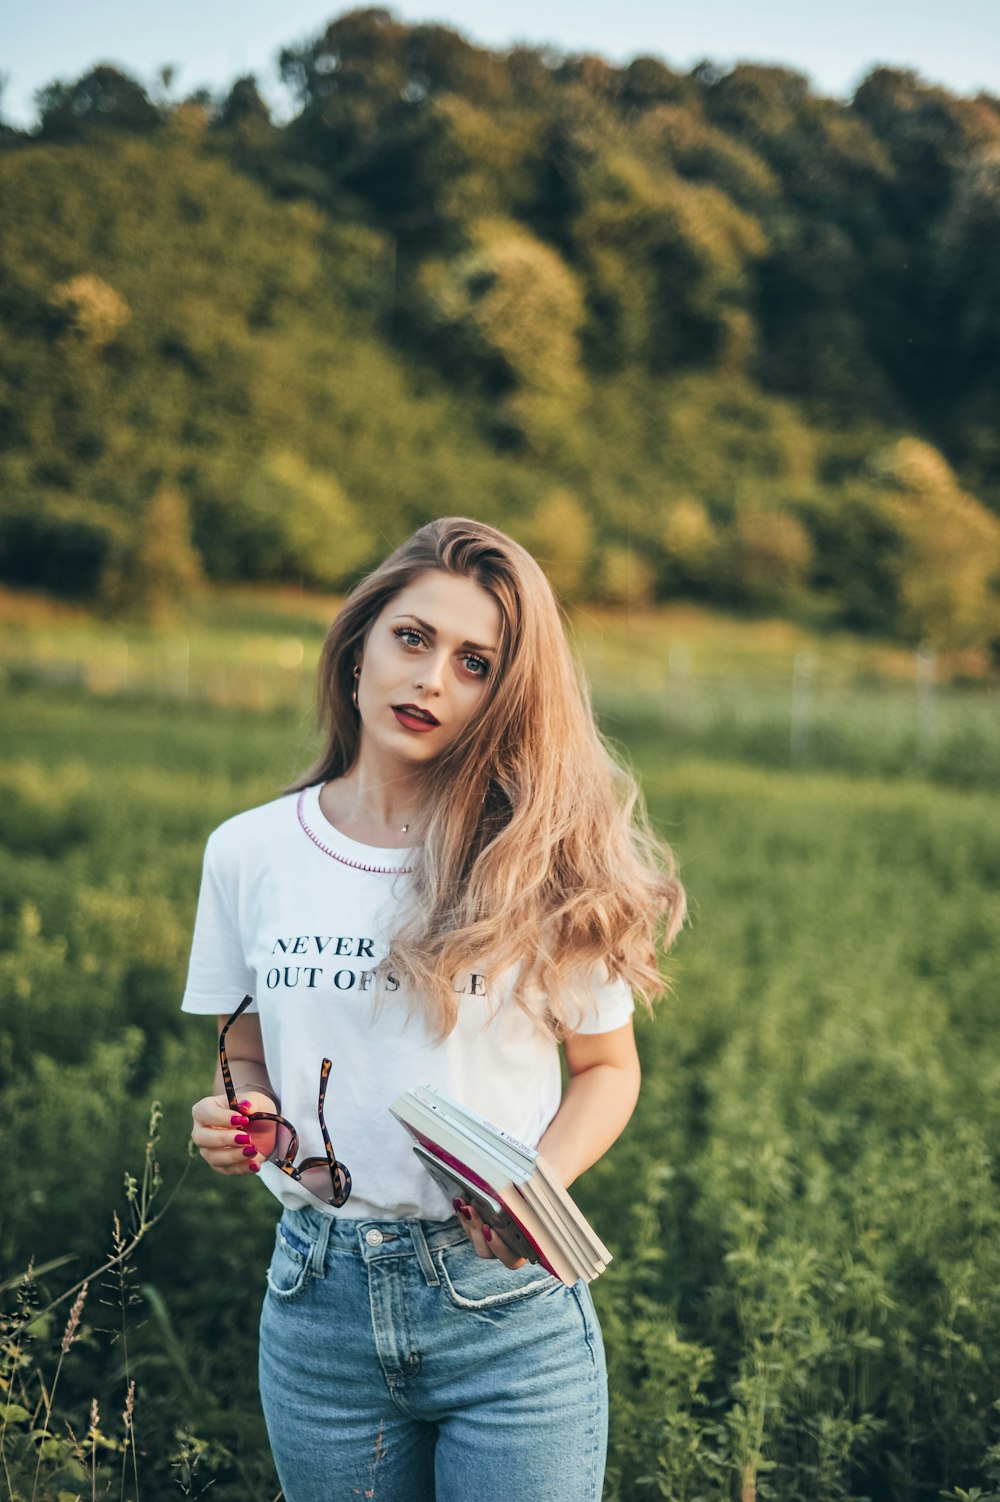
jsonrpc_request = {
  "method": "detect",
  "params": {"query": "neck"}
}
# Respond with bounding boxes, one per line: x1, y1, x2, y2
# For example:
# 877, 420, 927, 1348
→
324, 751, 426, 841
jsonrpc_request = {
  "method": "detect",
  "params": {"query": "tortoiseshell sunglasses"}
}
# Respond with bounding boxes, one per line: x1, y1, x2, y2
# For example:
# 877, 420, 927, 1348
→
219, 994, 352, 1208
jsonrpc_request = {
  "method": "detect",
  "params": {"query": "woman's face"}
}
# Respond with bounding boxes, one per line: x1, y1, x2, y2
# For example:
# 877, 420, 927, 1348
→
356, 570, 502, 767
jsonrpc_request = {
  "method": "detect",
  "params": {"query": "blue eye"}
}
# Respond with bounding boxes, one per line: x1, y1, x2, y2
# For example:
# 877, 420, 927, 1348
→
464, 655, 489, 676
394, 626, 424, 648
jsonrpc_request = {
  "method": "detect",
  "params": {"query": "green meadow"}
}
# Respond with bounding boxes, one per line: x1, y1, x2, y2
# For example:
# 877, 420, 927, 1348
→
5, 21, 1000, 1496
1, 605, 999, 1500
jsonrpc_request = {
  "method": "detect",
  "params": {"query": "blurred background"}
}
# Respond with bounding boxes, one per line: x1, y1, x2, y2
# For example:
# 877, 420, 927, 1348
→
2, 5, 1000, 1500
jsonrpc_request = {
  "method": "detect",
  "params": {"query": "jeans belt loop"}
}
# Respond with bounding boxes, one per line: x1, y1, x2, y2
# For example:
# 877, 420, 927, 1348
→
407, 1218, 440, 1286
307, 1212, 333, 1278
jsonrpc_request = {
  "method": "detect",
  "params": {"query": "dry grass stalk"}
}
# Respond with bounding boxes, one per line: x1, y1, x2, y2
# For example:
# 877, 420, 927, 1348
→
122, 1379, 135, 1437
61, 1280, 88, 1355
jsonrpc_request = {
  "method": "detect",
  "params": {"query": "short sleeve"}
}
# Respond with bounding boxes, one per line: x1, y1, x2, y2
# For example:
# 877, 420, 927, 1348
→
565, 968, 635, 1036
181, 828, 256, 1016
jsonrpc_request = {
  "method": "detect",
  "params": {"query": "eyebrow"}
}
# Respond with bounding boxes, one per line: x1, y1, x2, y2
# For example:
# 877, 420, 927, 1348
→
393, 614, 497, 655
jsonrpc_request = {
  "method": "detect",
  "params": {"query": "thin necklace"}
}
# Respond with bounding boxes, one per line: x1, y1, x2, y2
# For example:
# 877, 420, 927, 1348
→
321, 781, 411, 836
298, 791, 414, 875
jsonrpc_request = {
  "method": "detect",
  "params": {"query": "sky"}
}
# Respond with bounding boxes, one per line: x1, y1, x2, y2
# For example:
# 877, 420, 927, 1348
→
3, 0, 999, 127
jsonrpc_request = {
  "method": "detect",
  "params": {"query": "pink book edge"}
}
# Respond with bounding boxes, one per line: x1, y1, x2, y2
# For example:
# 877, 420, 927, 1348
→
400, 1121, 561, 1279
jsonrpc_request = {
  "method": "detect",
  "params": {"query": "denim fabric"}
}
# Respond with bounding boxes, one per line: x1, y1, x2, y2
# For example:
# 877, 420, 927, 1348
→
258, 1205, 608, 1502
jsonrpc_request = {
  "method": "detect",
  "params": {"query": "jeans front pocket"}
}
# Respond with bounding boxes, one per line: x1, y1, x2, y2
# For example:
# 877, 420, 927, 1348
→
265, 1221, 313, 1302
437, 1241, 561, 1311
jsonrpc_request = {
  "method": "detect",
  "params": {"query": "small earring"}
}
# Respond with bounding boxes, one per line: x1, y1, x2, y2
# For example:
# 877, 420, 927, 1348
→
352, 664, 360, 711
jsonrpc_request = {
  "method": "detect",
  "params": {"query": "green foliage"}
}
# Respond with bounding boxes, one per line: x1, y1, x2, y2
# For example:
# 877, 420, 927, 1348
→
661, 497, 721, 590
586, 752, 1000, 1499
417, 216, 587, 446
36, 65, 163, 139
598, 545, 657, 606
2, 652, 1000, 1497
512, 488, 594, 600
729, 509, 813, 605
635, 103, 779, 212
0, 1103, 196, 1502
101, 485, 204, 620
232, 450, 373, 588
3, 30, 1000, 640
870, 438, 1000, 648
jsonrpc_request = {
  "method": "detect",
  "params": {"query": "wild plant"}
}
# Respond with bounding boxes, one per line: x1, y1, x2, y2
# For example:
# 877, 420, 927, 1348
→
0, 1102, 194, 1502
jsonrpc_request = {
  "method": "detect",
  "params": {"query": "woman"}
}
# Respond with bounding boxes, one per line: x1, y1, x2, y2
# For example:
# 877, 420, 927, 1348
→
185, 517, 684, 1502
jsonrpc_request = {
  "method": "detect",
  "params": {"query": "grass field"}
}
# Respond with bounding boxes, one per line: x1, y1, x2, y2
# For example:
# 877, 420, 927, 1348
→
3, 586, 998, 792
1, 602, 999, 1500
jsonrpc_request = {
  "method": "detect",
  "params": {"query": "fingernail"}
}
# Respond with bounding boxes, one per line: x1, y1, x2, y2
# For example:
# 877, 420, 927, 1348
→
234, 1133, 250, 1145
242, 1145, 257, 1158
239, 1100, 253, 1112
460, 1207, 472, 1221
249, 1162, 260, 1173
231, 1114, 248, 1126
452, 1198, 463, 1213
482, 1224, 493, 1242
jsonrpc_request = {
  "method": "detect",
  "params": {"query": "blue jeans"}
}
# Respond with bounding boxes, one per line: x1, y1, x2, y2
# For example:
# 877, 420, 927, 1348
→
258, 1206, 608, 1502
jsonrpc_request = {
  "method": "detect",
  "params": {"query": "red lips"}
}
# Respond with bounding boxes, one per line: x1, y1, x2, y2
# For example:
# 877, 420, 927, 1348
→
392, 704, 440, 730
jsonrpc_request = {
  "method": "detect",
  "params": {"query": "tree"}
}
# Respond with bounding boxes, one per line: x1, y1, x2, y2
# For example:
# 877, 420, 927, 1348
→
620, 57, 692, 114
932, 148, 1000, 493
702, 64, 812, 156
417, 218, 586, 446
872, 437, 1000, 646
36, 65, 162, 138
513, 490, 593, 599
729, 509, 812, 605
635, 104, 778, 212
569, 153, 766, 374
101, 486, 203, 619
225, 450, 373, 589
597, 544, 655, 606
214, 75, 272, 131
853, 68, 1000, 225
661, 497, 721, 592
50, 273, 131, 346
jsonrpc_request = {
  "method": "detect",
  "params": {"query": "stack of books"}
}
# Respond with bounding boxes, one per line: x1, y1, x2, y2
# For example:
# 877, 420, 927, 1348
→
389, 1084, 612, 1286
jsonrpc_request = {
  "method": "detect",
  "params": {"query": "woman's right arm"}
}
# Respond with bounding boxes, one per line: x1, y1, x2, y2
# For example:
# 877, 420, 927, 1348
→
190, 1010, 277, 1176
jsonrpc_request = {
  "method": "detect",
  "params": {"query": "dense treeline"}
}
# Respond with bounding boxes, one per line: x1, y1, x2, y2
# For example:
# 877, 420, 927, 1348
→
2, 8, 999, 649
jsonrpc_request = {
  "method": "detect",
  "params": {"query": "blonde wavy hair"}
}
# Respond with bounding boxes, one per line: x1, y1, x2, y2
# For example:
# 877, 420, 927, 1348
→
291, 517, 685, 1039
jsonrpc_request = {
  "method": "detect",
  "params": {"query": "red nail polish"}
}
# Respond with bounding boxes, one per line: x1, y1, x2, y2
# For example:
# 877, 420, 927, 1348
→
482, 1224, 493, 1242
249, 1161, 260, 1173
452, 1198, 463, 1213
234, 1133, 250, 1145
242, 1145, 256, 1158
461, 1207, 472, 1221
239, 1100, 253, 1112
231, 1114, 248, 1126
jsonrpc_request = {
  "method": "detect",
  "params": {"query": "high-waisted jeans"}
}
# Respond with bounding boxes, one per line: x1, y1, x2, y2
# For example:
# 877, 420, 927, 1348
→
257, 1206, 608, 1502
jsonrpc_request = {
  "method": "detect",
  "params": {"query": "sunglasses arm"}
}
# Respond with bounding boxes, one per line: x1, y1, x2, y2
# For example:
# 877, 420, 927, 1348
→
217, 1054, 278, 1114
218, 998, 278, 1114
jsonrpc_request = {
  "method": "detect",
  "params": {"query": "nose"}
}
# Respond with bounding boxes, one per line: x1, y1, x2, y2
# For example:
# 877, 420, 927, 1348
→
415, 650, 446, 696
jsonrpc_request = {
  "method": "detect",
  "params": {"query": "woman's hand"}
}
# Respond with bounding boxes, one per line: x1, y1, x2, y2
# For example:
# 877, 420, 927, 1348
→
191, 1091, 277, 1175
452, 1198, 528, 1270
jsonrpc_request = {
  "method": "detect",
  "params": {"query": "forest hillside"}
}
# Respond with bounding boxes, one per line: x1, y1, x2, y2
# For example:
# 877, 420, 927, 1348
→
2, 7, 999, 652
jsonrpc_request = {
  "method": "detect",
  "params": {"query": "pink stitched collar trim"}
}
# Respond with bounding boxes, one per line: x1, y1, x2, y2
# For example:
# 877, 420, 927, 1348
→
296, 789, 414, 875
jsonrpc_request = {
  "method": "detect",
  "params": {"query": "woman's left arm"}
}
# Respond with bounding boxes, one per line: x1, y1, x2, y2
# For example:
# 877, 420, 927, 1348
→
456, 1020, 641, 1267
536, 1020, 642, 1187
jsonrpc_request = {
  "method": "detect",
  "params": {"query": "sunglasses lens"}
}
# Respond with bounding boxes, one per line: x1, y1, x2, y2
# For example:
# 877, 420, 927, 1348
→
248, 1115, 296, 1165
298, 1161, 351, 1206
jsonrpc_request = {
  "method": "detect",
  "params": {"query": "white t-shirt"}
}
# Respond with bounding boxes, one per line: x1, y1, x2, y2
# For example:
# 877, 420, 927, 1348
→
182, 783, 635, 1219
